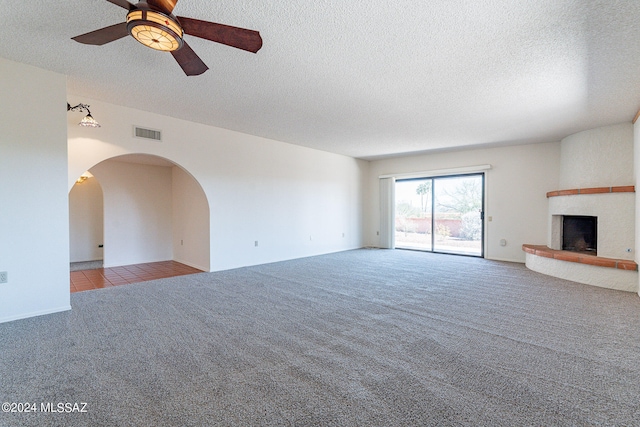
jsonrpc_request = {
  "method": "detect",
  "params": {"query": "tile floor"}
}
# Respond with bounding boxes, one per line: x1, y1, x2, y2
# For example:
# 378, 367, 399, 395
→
70, 260, 203, 293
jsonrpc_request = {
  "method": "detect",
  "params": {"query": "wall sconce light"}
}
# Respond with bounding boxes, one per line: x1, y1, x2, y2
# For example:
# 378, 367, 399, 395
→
76, 171, 94, 184
67, 103, 101, 128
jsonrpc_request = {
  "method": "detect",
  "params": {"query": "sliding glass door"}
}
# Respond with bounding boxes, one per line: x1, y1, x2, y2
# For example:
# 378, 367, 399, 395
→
394, 178, 433, 251
395, 174, 484, 257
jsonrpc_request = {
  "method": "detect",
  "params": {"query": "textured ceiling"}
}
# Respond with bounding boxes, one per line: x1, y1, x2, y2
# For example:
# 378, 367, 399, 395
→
1, 0, 640, 160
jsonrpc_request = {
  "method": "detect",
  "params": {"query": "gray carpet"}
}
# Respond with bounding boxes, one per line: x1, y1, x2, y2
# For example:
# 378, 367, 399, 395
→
70, 260, 103, 271
2, 249, 640, 426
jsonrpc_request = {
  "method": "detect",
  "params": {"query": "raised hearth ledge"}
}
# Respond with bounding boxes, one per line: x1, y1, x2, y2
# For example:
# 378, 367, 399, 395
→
546, 186, 634, 198
522, 245, 638, 293
522, 245, 636, 270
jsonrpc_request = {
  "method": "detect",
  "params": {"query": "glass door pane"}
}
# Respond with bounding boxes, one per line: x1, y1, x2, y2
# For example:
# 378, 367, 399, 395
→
433, 175, 483, 256
394, 178, 432, 251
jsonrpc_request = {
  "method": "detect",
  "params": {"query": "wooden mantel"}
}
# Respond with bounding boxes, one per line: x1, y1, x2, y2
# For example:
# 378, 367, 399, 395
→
546, 186, 634, 198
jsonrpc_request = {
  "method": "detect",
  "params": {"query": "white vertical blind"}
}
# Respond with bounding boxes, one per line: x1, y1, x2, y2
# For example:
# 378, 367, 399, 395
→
379, 177, 395, 249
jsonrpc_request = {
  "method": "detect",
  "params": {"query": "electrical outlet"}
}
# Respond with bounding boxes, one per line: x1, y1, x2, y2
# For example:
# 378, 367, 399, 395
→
255, 241, 259, 247
0, 271, 7, 284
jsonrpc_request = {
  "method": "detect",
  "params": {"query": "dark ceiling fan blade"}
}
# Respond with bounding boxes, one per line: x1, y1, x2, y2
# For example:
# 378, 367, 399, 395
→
179, 17, 262, 53
72, 22, 129, 45
171, 41, 209, 76
147, 0, 178, 14
106, 0, 137, 10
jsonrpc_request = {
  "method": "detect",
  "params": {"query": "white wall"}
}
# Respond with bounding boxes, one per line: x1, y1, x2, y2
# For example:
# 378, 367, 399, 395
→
68, 98, 367, 271
560, 123, 634, 189
366, 142, 561, 262
172, 166, 210, 271
0, 58, 70, 323
90, 159, 173, 267
635, 119, 640, 297
69, 176, 104, 262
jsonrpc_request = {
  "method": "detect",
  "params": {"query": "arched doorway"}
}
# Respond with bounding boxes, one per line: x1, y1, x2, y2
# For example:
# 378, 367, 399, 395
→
69, 171, 104, 268
69, 154, 210, 289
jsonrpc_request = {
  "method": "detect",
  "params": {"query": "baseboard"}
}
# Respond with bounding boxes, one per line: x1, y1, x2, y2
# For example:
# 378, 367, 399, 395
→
485, 256, 525, 264
173, 259, 209, 272
0, 305, 71, 324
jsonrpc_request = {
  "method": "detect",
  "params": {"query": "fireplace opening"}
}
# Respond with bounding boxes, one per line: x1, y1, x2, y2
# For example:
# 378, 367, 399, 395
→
562, 215, 597, 255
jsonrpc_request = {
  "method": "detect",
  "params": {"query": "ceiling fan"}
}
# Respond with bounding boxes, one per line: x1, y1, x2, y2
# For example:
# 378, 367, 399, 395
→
71, 0, 262, 76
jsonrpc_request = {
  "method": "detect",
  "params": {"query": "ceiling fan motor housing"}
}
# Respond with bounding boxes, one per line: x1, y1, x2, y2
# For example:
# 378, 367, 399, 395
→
126, 4, 184, 51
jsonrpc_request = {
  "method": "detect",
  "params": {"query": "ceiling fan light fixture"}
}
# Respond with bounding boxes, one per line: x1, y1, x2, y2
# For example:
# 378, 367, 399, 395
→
126, 9, 183, 51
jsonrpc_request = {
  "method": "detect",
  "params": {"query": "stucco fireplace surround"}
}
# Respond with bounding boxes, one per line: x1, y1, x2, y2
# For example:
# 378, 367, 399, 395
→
523, 123, 638, 292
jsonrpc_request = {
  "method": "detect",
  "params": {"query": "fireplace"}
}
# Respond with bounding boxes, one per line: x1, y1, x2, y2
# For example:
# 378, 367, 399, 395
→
562, 215, 597, 255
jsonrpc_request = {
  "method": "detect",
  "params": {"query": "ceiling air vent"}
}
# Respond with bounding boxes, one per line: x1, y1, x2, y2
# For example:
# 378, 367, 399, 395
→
133, 126, 162, 141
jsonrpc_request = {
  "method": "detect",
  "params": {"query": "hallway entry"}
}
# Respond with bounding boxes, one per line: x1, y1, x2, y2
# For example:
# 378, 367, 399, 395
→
69, 154, 211, 273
